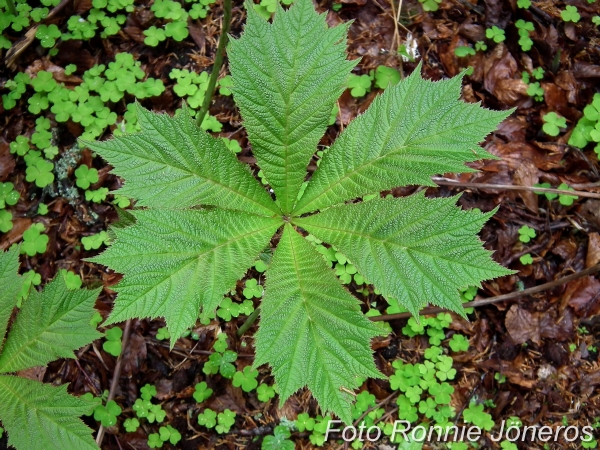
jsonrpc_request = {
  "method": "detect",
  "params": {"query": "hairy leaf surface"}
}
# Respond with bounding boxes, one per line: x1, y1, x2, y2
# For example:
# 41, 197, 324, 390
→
0, 247, 22, 351
0, 375, 98, 450
82, 104, 279, 216
254, 225, 383, 423
0, 276, 102, 373
296, 193, 514, 317
294, 67, 512, 215
92, 209, 281, 343
229, 0, 355, 213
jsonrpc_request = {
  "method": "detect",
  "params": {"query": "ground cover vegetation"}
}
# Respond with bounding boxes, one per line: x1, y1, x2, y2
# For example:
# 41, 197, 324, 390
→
0, 0, 599, 448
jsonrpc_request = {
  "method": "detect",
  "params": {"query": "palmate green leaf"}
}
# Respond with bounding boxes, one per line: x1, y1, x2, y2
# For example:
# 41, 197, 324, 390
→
92, 209, 281, 343
81, 104, 279, 216
0, 247, 23, 351
228, 0, 355, 213
0, 375, 98, 450
0, 276, 102, 373
295, 193, 514, 317
254, 225, 383, 423
293, 65, 513, 215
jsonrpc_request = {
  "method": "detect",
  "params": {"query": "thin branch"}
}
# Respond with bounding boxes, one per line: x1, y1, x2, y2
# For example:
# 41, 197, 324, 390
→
95, 319, 133, 446
432, 177, 600, 199
371, 263, 600, 322
196, 0, 232, 128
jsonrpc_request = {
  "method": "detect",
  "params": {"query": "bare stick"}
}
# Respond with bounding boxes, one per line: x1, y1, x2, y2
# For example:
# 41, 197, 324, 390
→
371, 263, 600, 322
95, 319, 133, 446
196, 0, 232, 128
432, 177, 600, 199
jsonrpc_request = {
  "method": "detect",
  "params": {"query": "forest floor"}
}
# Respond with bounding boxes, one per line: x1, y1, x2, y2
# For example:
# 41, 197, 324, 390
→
1, 0, 600, 449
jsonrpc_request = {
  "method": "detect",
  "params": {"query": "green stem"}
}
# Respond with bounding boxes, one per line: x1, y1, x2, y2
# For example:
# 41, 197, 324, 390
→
196, 0, 232, 128
237, 306, 260, 337
5, 0, 17, 17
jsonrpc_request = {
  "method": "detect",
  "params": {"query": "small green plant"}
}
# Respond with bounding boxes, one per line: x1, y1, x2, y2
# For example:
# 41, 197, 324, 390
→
517, 0, 531, 8
263, 424, 295, 450
85, 0, 513, 423
374, 65, 401, 89
419, 0, 441, 12
542, 112, 567, 136
216, 409, 236, 434
25, 158, 54, 188
454, 46, 475, 57
533, 182, 558, 200
561, 5, 580, 23
21, 223, 49, 256
197, 408, 217, 428
347, 73, 371, 97
257, 383, 276, 401
532, 67, 545, 80
449, 334, 469, 352
486, 26, 506, 43
59, 269, 83, 290
518, 225, 536, 243
132, 384, 166, 423
515, 19, 534, 51
475, 41, 487, 52
0, 210, 13, 233
232, 366, 259, 392
35, 23, 61, 47
193, 381, 213, 402
123, 417, 139, 432
156, 326, 170, 340
0, 182, 19, 209
463, 402, 495, 430
75, 165, 100, 189
593, 16, 600, 26
203, 349, 238, 378
102, 326, 123, 356
82, 231, 109, 250
526, 82, 545, 101
520, 254, 533, 265
92, 398, 122, 427
558, 183, 577, 206
0, 247, 102, 450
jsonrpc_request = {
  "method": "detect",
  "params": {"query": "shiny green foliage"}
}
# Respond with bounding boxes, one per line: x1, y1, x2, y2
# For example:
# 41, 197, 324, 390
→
0, 248, 101, 450
542, 111, 566, 136
255, 226, 383, 423
87, 0, 511, 424
228, 0, 355, 213
297, 195, 512, 318
294, 67, 511, 215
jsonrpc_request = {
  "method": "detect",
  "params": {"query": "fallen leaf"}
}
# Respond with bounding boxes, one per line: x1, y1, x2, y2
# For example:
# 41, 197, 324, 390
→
505, 304, 540, 345
586, 233, 600, 268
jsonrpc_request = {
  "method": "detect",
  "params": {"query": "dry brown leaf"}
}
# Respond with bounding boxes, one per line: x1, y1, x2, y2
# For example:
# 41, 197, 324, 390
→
505, 304, 540, 345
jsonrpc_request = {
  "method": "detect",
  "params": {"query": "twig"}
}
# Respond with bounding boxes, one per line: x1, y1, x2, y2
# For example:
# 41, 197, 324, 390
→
96, 319, 133, 447
353, 392, 396, 427
371, 263, 600, 322
388, 0, 402, 54
196, 0, 232, 128
432, 177, 600, 199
